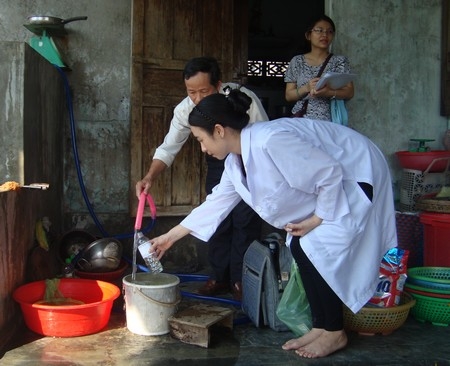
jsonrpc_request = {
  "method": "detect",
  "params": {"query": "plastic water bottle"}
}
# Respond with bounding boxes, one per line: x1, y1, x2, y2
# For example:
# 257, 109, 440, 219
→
137, 231, 163, 273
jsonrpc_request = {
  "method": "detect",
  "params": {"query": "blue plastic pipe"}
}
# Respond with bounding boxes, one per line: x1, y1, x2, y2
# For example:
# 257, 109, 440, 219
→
53, 65, 154, 239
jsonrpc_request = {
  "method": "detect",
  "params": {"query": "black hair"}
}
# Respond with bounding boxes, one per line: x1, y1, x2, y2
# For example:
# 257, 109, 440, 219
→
305, 14, 336, 33
189, 89, 251, 135
182, 56, 222, 87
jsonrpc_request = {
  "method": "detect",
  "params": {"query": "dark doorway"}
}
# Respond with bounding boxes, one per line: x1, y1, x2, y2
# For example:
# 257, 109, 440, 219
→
247, 0, 325, 119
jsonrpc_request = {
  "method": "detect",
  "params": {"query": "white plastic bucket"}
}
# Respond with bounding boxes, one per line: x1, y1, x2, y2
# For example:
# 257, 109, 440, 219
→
122, 272, 180, 335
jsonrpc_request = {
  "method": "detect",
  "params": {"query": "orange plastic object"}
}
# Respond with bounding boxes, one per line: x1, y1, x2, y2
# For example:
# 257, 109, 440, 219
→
13, 278, 120, 337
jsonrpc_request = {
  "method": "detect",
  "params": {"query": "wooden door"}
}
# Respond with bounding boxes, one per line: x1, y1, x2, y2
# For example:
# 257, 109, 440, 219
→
130, 0, 248, 216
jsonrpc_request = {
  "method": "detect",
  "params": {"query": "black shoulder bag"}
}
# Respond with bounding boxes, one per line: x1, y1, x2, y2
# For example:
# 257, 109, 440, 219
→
293, 53, 333, 117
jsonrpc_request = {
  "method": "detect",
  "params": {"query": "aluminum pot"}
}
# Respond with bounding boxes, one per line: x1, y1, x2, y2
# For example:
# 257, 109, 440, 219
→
76, 238, 123, 273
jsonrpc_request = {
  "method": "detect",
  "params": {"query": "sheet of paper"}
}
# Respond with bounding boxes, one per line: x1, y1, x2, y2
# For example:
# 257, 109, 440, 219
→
315, 72, 356, 90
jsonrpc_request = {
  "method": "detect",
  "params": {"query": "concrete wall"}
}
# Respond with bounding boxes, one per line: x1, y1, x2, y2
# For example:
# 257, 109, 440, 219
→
0, 0, 448, 244
326, 0, 448, 190
0, 1, 133, 237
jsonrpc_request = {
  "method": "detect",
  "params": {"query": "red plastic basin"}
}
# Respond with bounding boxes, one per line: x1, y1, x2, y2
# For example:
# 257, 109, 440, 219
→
13, 278, 120, 337
395, 150, 450, 172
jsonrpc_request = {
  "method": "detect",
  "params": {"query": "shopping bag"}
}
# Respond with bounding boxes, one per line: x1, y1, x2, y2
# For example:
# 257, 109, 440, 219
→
275, 261, 312, 336
330, 99, 348, 126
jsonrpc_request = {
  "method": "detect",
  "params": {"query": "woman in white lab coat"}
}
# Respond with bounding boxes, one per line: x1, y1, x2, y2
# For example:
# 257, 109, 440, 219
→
149, 90, 397, 359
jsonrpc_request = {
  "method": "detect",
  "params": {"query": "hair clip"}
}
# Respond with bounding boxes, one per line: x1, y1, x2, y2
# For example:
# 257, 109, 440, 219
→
223, 85, 231, 97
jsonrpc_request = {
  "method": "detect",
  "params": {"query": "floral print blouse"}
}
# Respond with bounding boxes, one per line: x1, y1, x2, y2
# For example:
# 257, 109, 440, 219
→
284, 54, 352, 120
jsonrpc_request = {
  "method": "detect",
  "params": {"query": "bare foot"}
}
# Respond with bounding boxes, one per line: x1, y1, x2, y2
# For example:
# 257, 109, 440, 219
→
295, 329, 347, 358
282, 328, 324, 350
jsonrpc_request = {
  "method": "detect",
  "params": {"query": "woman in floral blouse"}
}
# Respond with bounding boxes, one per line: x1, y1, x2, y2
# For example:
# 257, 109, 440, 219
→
284, 15, 354, 120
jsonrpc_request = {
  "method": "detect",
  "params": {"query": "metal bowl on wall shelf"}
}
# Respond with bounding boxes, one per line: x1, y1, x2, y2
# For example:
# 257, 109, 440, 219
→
76, 238, 123, 273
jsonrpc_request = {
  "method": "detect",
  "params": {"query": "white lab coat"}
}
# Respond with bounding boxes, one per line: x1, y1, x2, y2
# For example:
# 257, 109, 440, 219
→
181, 118, 397, 313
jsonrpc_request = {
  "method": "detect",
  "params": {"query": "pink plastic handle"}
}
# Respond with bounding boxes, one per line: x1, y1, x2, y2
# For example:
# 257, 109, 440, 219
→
146, 194, 157, 220
134, 192, 146, 230
134, 192, 157, 230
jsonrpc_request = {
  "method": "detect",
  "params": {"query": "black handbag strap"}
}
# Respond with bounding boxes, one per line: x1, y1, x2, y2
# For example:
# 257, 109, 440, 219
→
295, 53, 333, 117
316, 53, 333, 78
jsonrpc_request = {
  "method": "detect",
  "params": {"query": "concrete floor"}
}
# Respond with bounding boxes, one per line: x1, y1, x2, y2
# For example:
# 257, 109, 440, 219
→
2, 277, 450, 366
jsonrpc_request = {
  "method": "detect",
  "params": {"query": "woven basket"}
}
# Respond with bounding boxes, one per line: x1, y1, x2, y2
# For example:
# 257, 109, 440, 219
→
415, 194, 450, 213
343, 293, 415, 335
409, 293, 450, 326
407, 267, 450, 285
405, 282, 450, 298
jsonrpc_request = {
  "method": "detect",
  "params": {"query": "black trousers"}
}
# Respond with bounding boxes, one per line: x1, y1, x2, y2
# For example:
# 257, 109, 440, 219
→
205, 156, 262, 284
289, 182, 373, 331
290, 235, 343, 331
